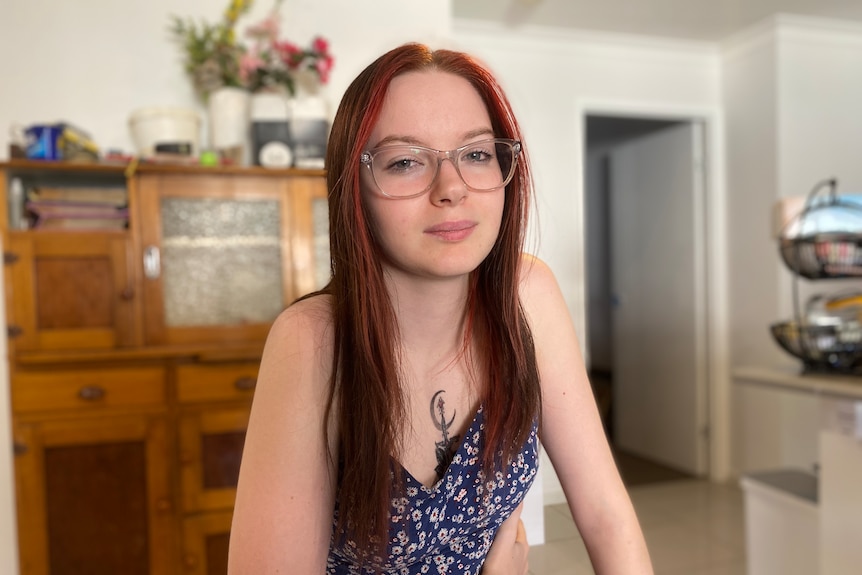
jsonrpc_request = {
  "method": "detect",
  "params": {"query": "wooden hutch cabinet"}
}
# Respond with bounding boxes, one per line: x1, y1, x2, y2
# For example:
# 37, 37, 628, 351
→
0, 160, 329, 575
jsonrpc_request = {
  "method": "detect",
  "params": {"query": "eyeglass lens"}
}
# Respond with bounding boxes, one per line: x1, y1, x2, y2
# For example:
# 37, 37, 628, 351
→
369, 139, 516, 198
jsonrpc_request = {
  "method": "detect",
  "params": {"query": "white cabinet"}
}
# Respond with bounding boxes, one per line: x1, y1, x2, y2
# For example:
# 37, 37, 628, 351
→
819, 399, 862, 575
741, 469, 818, 575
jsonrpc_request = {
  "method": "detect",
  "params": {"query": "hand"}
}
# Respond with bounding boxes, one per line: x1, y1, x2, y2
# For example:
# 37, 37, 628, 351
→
482, 503, 529, 575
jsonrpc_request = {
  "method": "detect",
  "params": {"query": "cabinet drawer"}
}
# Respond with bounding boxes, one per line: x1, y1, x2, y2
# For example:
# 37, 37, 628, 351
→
12, 367, 166, 413
176, 363, 259, 404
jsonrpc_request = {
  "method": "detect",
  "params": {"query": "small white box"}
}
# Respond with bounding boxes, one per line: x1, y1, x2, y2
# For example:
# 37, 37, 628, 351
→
740, 469, 819, 575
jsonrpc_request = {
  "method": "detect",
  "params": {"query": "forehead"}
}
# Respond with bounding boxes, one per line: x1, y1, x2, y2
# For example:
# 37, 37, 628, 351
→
369, 70, 493, 146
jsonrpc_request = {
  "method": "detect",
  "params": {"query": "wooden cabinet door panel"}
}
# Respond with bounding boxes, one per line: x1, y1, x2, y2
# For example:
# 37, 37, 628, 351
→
179, 407, 250, 512
182, 512, 232, 575
5, 232, 138, 351
14, 415, 174, 575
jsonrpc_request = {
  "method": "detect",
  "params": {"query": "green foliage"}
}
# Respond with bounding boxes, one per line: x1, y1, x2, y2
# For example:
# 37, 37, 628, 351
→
169, 0, 254, 99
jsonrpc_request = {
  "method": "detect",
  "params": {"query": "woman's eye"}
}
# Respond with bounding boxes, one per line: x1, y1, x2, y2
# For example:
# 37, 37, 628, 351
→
388, 158, 419, 171
462, 149, 494, 164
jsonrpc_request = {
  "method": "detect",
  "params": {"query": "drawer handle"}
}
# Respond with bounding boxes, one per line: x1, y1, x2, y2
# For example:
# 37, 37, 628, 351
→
234, 376, 257, 391
78, 385, 106, 401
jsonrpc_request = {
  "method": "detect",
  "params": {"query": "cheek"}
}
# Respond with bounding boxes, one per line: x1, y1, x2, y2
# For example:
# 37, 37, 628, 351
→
363, 195, 411, 252
489, 193, 506, 234
360, 181, 387, 238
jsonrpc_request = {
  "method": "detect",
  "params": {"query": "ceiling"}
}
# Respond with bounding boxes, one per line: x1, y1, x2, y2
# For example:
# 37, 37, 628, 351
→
452, 0, 862, 41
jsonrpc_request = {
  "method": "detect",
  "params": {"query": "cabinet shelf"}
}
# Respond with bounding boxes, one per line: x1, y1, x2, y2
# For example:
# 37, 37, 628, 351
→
2, 158, 324, 178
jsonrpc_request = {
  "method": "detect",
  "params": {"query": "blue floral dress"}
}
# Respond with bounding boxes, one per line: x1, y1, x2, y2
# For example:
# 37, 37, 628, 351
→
326, 406, 539, 574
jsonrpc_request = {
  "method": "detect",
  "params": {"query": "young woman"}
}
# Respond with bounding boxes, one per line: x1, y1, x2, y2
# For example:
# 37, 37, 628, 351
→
228, 43, 653, 574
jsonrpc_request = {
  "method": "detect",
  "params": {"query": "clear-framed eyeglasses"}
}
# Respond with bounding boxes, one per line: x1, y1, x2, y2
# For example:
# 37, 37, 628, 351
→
359, 138, 521, 199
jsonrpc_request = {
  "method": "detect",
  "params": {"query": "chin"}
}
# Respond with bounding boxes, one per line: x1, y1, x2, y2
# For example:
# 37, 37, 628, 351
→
428, 252, 494, 279
383, 240, 497, 281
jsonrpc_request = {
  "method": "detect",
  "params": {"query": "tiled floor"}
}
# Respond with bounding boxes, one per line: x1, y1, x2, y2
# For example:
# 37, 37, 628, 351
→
530, 479, 747, 575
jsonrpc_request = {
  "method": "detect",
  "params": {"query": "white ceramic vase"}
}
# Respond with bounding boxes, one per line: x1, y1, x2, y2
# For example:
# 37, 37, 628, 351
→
208, 86, 251, 163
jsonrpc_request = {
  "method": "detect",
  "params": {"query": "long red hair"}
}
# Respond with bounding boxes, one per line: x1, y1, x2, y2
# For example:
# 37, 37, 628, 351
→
319, 43, 541, 551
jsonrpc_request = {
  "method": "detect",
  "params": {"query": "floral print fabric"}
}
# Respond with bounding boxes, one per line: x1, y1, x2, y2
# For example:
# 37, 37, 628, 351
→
327, 407, 539, 574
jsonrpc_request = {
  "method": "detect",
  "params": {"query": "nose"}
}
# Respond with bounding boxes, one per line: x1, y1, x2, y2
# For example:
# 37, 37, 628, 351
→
429, 157, 468, 206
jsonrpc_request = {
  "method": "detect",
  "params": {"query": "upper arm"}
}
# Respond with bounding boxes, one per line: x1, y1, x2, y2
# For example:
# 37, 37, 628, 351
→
228, 297, 336, 574
519, 256, 631, 531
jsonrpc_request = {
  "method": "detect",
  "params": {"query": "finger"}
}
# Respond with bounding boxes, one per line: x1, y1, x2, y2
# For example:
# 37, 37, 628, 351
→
483, 504, 527, 570
495, 502, 525, 542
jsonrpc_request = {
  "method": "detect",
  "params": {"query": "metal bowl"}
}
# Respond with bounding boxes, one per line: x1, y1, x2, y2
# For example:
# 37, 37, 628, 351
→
771, 320, 862, 373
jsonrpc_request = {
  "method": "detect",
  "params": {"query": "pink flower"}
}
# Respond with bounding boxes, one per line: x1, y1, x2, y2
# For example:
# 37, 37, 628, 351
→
239, 50, 264, 83
315, 54, 334, 84
245, 13, 279, 41
274, 40, 302, 68
311, 35, 329, 55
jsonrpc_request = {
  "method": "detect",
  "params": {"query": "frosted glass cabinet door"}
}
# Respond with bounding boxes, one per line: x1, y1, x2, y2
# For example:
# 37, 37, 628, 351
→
136, 173, 298, 346
158, 196, 285, 328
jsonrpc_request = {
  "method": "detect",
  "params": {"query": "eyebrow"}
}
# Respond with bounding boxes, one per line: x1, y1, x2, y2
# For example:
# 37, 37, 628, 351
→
370, 127, 496, 149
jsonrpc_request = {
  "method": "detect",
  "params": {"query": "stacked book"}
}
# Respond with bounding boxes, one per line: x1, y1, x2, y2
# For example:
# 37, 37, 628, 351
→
25, 186, 128, 231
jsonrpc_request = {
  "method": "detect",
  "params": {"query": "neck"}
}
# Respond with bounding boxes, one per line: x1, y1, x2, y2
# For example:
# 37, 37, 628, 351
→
384, 270, 471, 362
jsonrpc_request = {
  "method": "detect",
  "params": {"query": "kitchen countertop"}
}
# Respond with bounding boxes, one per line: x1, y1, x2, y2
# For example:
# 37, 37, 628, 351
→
734, 365, 862, 400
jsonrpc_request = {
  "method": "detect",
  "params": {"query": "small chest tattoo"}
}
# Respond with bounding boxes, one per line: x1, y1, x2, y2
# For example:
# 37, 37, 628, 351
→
431, 390, 460, 480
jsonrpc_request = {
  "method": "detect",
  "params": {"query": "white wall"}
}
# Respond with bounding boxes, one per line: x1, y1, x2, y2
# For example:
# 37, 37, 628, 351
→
453, 21, 723, 502
0, 1, 451, 572
722, 22, 784, 370
779, 18, 862, 200
722, 20, 804, 477
0, 0, 452, 158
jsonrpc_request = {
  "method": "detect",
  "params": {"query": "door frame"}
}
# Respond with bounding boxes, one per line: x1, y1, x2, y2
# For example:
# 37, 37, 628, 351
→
574, 99, 730, 481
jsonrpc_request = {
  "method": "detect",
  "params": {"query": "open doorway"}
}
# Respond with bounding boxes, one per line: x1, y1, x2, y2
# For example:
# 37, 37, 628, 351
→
584, 114, 710, 485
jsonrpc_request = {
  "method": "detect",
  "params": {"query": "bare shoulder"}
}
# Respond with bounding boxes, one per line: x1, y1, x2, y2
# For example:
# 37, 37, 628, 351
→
518, 254, 568, 324
262, 294, 333, 374
268, 294, 333, 352
518, 253, 558, 291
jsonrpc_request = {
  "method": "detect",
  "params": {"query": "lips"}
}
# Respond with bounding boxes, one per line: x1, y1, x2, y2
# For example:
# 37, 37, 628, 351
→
424, 220, 477, 241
